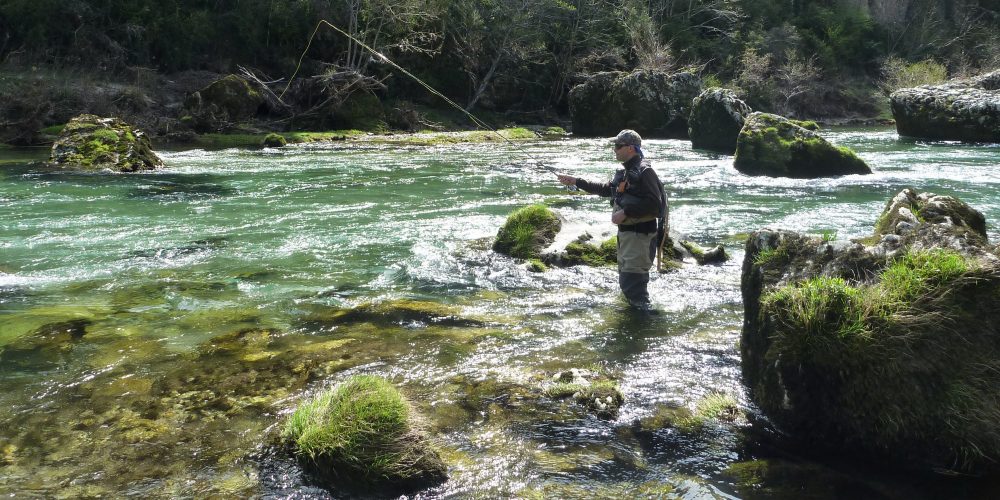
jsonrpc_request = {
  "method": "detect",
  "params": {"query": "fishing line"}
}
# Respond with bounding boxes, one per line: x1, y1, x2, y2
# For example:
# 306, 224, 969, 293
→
282, 20, 561, 178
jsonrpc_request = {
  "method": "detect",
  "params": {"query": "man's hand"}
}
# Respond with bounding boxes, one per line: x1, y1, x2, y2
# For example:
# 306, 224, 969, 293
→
611, 210, 626, 225
557, 174, 576, 186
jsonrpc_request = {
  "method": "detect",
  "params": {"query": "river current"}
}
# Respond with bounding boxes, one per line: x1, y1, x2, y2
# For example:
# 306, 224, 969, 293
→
1, 129, 999, 497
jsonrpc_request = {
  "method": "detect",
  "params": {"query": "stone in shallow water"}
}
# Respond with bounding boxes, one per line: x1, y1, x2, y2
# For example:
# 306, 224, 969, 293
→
891, 70, 1000, 143
49, 114, 162, 172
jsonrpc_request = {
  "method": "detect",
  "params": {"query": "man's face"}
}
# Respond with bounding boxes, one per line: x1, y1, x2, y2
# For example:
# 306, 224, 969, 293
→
614, 143, 636, 162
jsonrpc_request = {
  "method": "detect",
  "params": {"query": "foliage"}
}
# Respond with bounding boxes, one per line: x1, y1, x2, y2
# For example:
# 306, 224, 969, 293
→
879, 57, 948, 94
0, 0, 997, 122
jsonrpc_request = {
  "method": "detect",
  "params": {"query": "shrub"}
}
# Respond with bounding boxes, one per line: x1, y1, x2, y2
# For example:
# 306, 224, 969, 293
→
880, 57, 948, 94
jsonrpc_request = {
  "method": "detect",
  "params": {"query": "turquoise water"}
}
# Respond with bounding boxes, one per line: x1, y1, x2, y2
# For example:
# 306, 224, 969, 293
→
1, 130, 1000, 497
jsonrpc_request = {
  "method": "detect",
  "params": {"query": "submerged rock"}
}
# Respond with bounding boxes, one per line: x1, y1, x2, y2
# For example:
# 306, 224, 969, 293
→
182, 75, 264, 132
493, 204, 562, 259
545, 369, 624, 419
741, 189, 1000, 474
49, 115, 163, 172
688, 88, 752, 154
568, 69, 702, 138
303, 299, 483, 329
891, 70, 1000, 143
733, 113, 870, 178
281, 375, 447, 494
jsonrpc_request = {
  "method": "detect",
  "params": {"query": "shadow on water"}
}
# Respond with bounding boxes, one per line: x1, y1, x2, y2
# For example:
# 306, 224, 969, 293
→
127, 174, 236, 201
124, 236, 229, 261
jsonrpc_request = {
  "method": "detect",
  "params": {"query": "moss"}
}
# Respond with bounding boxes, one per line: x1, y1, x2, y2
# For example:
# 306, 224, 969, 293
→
261, 133, 287, 148
563, 236, 617, 267
790, 119, 820, 131
640, 393, 743, 433
493, 204, 561, 259
282, 375, 446, 490
527, 259, 548, 272
40, 124, 65, 135
307, 299, 480, 328
734, 113, 870, 178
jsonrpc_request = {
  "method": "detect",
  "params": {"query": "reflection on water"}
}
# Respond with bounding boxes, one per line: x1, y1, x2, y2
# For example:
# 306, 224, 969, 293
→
1, 130, 1000, 497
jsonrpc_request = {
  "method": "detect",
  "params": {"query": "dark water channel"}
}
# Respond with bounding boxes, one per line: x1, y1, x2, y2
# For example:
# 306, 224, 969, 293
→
1, 130, 1000, 497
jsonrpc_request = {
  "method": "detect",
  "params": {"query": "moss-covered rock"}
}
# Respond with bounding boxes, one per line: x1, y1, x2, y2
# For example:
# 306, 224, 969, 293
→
562, 235, 618, 267
493, 204, 562, 259
733, 112, 871, 178
48, 115, 162, 172
183, 75, 264, 133
282, 375, 447, 493
262, 133, 287, 148
688, 88, 752, 154
680, 240, 730, 265
891, 70, 1000, 143
568, 70, 702, 138
303, 299, 483, 328
741, 189, 1000, 474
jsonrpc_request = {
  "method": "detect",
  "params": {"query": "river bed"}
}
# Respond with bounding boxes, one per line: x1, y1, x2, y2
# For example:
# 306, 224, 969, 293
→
2, 129, 1000, 497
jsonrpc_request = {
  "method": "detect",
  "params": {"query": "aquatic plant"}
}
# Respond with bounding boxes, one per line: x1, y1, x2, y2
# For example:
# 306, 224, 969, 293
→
493, 204, 561, 259
282, 375, 447, 492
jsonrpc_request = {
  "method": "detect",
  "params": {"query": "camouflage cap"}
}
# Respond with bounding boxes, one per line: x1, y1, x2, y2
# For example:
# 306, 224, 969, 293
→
614, 129, 642, 147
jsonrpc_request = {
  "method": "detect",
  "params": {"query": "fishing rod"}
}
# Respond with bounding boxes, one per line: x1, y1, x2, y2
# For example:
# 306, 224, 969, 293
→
282, 20, 562, 178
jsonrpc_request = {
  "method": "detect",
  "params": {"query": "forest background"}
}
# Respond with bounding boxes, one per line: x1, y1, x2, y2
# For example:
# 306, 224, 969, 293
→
0, 0, 998, 143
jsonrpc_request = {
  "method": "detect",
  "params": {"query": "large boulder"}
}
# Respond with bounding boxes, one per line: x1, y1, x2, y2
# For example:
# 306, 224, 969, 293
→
182, 75, 264, 132
890, 70, 1000, 143
741, 189, 1000, 475
49, 114, 162, 172
688, 88, 752, 154
568, 70, 701, 138
733, 112, 871, 178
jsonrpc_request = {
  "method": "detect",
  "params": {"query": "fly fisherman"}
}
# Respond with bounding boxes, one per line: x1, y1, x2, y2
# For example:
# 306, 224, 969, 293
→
557, 129, 666, 311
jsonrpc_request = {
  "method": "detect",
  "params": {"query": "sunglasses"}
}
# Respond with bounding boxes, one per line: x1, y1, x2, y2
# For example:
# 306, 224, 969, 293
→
613, 143, 630, 150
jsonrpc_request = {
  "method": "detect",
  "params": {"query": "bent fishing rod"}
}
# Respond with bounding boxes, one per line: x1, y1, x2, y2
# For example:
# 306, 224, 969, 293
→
283, 20, 562, 178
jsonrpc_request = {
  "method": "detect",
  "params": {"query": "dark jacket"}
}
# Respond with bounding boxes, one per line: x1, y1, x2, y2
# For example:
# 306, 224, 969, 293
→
575, 155, 664, 220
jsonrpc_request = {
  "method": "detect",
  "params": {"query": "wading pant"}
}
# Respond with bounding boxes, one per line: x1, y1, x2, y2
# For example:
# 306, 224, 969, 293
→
617, 230, 658, 307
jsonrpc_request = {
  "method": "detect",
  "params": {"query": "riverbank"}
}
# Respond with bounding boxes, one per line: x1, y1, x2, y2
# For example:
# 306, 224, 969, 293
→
0, 66, 894, 151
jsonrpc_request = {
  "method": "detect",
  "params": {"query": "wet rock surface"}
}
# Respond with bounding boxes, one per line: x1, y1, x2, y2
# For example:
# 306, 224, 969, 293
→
734, 112, 871, 178
688, 88, 752, 154
49, 114, 163, 172
568, 70, 702, 138
891, 70, 1000, 143
741, 189, 1000, 474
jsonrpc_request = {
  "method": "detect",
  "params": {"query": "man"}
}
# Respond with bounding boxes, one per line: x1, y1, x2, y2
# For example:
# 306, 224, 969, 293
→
557, 129, 666, 310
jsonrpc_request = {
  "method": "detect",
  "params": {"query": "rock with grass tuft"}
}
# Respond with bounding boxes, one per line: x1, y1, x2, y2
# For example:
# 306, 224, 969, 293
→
741, 189, 1000, 474
282, 375, 447, 494
734, 112, 871, 178
49, 114, 162, 172
493, 204, 562, 259
262, 133, 287, 148
688, 88, 752, 154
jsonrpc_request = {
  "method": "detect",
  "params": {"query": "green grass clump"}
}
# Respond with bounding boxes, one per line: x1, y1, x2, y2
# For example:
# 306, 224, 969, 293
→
493, 204, 561, 259
91, 128, 119, 144
282, 375, 445, 487
527, 259, 548, 272
753, 245, 788, 266
880, 249, 967, 304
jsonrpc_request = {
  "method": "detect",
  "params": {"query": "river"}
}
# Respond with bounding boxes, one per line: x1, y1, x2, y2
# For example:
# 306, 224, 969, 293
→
1, 129, 999, 497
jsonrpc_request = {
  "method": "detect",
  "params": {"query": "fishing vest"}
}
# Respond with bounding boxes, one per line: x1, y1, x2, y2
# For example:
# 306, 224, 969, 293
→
611, 159, 666, 225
